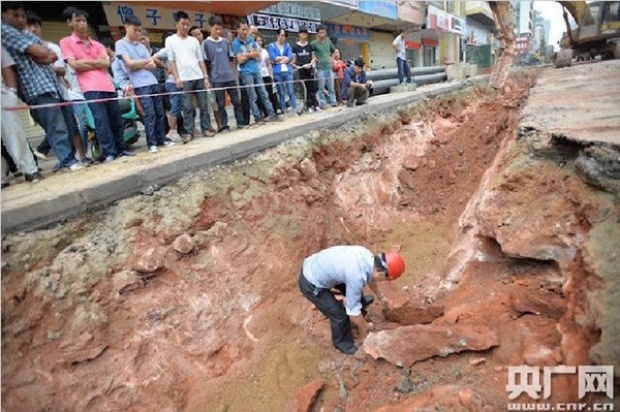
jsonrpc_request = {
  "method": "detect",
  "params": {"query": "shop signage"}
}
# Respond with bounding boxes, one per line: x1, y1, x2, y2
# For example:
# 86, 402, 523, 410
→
422, 37, 439, 47
102, 3, 212, 30
405, 40, 421, 49
426, 5, 466, 35
325, 23, 371, 42
260, 3, 321, 21
247, 13, 320, 33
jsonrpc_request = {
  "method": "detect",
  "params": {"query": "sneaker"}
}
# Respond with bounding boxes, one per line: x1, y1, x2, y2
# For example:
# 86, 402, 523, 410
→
104, 155, 116, 164
52, 163, 62, 173
269, 115, 284, 122
80, 157, 94, 166
149, 145, 158, 153
203, 130, 216, 138
69, 163, 83, 171
182, 134, 193, 144
315, 106, 323, 113
337, 345, 358, 355
25, 172, 44, 183
33, 150, 48, 161
347, 101, 355, 108
218, 126, 230, 133
119, 150, 135, 157
237, 124, 247, 130
163, 141, 175, 147
166, 131, 183, 143
308, 108, 314, 114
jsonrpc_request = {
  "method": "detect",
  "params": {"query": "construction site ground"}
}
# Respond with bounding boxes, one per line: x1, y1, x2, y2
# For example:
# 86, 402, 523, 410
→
1, 60, 619, 412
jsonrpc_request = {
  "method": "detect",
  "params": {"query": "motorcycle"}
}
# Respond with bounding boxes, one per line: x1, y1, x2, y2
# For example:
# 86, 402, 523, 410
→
85, 89, 141, 161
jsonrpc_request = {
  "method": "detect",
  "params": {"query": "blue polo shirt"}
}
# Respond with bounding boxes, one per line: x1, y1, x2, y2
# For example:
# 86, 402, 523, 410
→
114, 38, 157, 88
231, 36, 260, 75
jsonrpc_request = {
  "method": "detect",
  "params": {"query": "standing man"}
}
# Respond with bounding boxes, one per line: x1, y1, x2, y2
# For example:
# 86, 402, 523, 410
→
298, 246, 405, 354
393, 29, 414, 86
190, 25, 220, 133
292, 26, 319, 113
232, 20, 277, 124
26, 10, 92, 166
115, 15, 171, 154
311, 25, 338, 109
341, 57, 373, 107
203, 15, 244, 132
1, 45, 41, 183
60, 7, 134, 163
166, 11, 214, 143
1, 1, 81, 172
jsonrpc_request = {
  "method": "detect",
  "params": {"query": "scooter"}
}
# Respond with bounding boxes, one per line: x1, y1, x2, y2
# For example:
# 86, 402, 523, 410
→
85, 93, 141, 161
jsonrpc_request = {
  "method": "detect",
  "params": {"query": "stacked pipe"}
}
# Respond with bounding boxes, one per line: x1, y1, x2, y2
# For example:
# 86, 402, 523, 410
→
367, 66, 447, 96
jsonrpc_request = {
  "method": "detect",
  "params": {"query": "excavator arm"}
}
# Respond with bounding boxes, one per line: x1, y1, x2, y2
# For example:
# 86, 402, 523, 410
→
488, 1, 590, 89
488, 1, 516, 90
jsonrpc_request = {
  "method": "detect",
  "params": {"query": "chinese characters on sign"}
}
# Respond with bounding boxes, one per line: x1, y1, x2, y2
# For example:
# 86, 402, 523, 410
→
261, 3, 321, 21
426, 5, 466, 35
507, 365, 614, 400
247, 14, 320, 33
103, 3, 213, 30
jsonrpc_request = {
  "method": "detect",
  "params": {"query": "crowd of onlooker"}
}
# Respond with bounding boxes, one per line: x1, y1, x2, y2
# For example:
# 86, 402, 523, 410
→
1, 1, 375, 189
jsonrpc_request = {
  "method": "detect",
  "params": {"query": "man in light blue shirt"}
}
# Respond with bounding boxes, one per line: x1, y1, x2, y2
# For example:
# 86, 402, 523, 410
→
115, 15, 168, 153
231, 20, 277, 124
299, 245, 405, 354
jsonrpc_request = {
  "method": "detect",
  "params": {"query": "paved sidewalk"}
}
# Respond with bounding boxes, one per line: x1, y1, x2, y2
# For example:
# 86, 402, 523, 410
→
1, 78, 484, 235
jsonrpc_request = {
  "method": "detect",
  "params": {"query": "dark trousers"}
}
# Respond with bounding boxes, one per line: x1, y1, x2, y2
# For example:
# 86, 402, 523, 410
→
181, 79, 211, 136
37, 104, 80, 156
29, 94, 77, 168
298, 68, 318, 109
347, 86, 369, 104
84, 91, 127, 157
238, 76, 250, 126
260, 76, 280, 116
213, 80, 243, 129
135, 84, 166, 147
298, 270, 355, 352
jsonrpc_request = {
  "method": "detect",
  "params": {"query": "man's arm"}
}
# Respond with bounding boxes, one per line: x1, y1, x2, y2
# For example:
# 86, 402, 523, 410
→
27, 44, 57, 65
1, 65, 18, 89
65, 57, 109, 72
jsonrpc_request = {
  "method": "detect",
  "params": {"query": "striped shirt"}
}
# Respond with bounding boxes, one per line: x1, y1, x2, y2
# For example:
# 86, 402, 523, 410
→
1, 22, 61, 103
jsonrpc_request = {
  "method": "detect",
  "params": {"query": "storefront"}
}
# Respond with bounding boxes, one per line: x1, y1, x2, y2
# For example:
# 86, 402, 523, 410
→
324, 23, 370, 64
426, 5, 466, 65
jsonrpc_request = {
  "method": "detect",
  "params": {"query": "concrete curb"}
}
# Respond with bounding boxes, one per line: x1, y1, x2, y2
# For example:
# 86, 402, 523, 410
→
1, 75, 490, 235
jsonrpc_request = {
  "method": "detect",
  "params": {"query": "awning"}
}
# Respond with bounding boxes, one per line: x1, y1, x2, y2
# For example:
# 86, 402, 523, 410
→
125, 1, 278, 17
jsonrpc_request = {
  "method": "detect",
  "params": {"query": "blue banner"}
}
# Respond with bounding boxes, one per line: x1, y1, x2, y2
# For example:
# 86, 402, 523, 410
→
358, 0, 397, 20
325, 23, 371, 42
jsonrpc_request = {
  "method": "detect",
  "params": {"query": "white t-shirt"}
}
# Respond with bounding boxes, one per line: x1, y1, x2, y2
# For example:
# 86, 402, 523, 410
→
47, 41, 71, 101
164, 34, 204, 82
392, 35, 406, 60
258, 48, 270, 78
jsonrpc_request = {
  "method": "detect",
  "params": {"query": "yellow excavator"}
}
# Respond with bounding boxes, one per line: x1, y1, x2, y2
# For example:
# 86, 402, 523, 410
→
488, 1, 620, 89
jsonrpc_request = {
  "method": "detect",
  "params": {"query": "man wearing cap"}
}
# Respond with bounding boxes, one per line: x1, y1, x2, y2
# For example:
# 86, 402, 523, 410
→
298, 245, 405, 355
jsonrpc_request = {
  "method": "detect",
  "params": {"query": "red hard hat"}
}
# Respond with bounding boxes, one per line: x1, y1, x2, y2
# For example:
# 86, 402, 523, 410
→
385, 252, 405, 280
